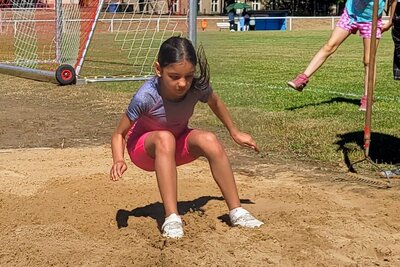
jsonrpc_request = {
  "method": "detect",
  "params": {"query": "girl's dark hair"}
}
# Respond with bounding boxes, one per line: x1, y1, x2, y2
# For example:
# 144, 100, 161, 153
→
158, 36, 210, 92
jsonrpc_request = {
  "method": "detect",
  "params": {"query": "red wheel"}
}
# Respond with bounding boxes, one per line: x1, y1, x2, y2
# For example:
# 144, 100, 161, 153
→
55, 64, 76, 85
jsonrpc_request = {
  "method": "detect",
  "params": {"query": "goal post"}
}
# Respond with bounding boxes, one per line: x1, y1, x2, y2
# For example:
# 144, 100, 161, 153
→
0, 0, 103, 84
0, 0, 196, 85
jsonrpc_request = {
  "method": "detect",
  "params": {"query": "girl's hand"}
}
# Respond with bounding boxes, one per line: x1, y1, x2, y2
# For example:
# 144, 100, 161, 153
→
110, 160, 127, 181
382, 22, 392, 33
231, 131, 260, 152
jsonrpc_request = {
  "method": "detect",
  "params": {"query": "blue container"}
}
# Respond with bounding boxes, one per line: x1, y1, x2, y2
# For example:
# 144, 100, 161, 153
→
255, 18, 286, 30
247, 10, 288, 31
107, 3, 119, 13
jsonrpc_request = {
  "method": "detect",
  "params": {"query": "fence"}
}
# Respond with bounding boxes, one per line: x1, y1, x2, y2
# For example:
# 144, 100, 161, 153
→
1, 15, 393, 36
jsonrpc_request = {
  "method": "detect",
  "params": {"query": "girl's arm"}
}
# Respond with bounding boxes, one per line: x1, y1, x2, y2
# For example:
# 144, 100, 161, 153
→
383, 0, 397, 32
207, 92, 259, 152
110, 113, 134, 180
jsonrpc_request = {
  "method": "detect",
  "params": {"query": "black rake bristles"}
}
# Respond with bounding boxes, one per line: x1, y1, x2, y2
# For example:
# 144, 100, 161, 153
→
349, 156, 391, 188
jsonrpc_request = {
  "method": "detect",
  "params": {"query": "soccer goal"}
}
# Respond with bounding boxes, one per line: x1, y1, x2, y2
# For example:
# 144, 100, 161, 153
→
0, 0, 196, 85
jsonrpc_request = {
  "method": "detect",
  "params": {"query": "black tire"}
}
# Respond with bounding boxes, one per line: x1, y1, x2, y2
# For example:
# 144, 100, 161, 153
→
55, 64, 76, 85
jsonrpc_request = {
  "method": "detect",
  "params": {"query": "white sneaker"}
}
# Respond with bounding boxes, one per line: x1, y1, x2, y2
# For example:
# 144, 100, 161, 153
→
161, 213, 184, 239
230, 207, 264, 228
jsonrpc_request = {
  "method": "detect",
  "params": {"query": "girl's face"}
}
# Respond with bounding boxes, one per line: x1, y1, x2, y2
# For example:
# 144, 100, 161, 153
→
156, 60, 195, 101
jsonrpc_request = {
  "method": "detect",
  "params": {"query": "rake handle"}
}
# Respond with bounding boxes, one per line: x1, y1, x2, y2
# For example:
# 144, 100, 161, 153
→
364, 0, 379, 157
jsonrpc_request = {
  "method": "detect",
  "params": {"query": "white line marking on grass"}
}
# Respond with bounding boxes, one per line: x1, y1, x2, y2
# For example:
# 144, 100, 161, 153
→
214, 81, 400, 102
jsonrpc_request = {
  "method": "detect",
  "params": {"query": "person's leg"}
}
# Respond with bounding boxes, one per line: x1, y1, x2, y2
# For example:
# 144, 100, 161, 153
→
358, 37, 380, 111
303, 27, 351, 77
288, 26, 351, 91
187, 129, 263, 228
229, 20, 235, 31
187, 129, 240, 210
362, 37, 380, 96
130, 130, 183, 238
301, 8, 354, 79
392, 26, 400, 80
357, 18, 382, 111
144, 130, 178, 217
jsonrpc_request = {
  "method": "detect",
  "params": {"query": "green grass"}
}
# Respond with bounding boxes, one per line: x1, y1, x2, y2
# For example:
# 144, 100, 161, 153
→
94, 30, 400, 170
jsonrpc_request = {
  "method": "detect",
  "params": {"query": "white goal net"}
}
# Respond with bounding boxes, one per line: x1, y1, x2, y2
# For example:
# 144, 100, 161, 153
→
0, 0, 189, 84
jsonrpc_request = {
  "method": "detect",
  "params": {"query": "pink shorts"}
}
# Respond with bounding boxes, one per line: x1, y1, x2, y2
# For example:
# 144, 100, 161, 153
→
336, 9, 383, 39
127, 129, 197, 172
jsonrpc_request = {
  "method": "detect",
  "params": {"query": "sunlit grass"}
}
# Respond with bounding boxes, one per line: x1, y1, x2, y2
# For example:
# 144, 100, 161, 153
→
91, 30, 400, 169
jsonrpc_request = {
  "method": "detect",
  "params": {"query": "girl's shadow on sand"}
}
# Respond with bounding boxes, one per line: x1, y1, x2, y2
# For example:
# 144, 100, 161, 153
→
335, 131, 400, 171
116, 196, 255, 229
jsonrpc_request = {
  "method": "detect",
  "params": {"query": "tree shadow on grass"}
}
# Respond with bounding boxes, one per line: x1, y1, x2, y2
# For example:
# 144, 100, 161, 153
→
286, 97, 359, 111
335, 131, 400, 171
116, 196, 255, 229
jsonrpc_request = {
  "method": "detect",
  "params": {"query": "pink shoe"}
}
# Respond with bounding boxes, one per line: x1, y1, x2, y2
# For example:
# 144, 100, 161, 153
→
287, 73, 309, 92
359, 95, 367, 111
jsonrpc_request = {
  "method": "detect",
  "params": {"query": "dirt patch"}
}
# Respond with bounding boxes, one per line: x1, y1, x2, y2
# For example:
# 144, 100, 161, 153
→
1, 74, 400, 266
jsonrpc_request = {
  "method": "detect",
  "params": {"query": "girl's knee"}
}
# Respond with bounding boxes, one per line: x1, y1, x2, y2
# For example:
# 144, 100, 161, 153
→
323, 43, 337, 54
200, 132, 225, 155
201, 131, 218, 143
152, 131, 176, 151
188, 131, 226, 158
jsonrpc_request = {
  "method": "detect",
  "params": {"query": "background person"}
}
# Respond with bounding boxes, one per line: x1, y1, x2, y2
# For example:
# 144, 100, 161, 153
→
288, 0, 396, 111
392, 0, 400, 79
228, 9, 236, 31
242, 8, 250, 31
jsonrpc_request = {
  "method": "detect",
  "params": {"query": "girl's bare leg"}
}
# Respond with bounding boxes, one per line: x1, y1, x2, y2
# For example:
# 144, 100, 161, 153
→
362, 38, 380, 96
303, 27, 351, 77
187, 129, 241, 210
145, 130, 178, 217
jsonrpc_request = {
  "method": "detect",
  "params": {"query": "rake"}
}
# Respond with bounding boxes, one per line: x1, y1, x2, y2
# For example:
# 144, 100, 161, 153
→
349, 0, 391, 188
